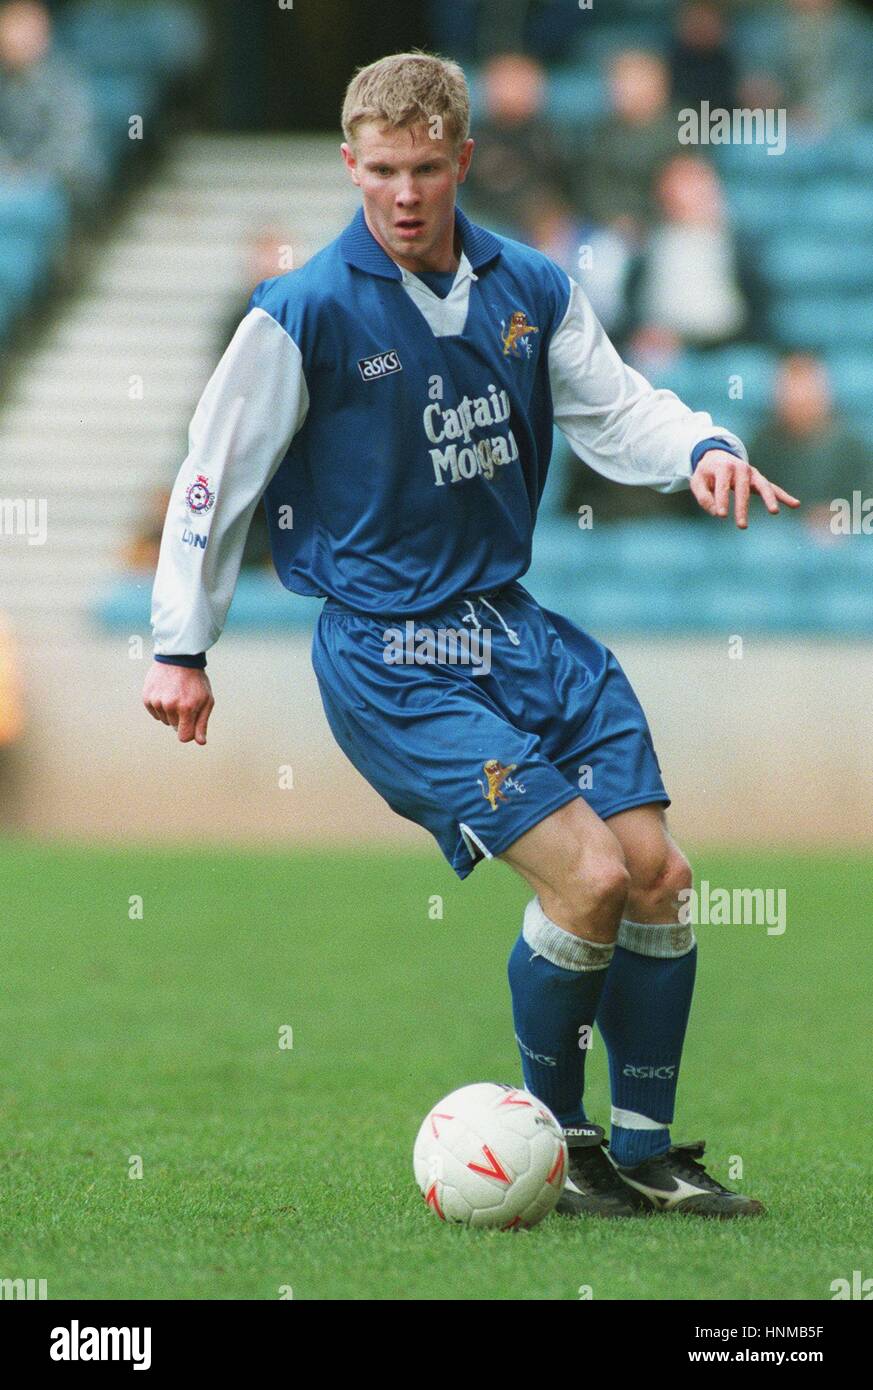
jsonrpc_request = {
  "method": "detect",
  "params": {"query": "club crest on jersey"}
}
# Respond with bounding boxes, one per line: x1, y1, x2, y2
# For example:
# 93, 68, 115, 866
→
500, 309, 539, 358
478, 759, 526, 811
185, 473, 215, 516
358, 348, 402, 381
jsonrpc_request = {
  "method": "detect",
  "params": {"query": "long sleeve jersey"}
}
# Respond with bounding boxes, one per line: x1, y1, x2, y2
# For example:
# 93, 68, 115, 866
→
151, 205, 745, 663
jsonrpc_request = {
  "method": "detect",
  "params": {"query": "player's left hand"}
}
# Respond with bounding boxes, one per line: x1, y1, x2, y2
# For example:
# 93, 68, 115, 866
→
690, 449, 800, 529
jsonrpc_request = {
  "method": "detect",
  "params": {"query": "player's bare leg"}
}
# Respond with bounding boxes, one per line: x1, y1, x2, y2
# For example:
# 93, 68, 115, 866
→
500, 799, 650, 1217
598, 805, 764, 1217
500, 796, 630, 944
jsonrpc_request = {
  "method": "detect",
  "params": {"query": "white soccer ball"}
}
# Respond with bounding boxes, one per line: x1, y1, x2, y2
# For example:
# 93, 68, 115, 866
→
413, 1082, 567, 1230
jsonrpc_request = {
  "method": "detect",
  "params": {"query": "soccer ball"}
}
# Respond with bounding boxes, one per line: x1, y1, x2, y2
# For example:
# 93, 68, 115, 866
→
413, 1082, 567, 1230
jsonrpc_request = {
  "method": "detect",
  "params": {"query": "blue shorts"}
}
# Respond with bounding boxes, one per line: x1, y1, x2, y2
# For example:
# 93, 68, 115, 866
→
311, 581, 669, 879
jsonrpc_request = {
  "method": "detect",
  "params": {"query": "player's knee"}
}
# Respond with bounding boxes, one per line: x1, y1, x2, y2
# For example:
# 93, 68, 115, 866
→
627, 845, 692, 922
549, 852, 630, 942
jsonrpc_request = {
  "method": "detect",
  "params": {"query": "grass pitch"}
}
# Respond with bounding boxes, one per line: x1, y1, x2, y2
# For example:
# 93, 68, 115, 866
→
0, 839, 869, 1301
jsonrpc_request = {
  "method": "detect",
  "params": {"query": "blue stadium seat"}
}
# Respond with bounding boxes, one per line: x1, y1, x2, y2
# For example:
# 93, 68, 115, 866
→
714, 139, 796, 183
0, 287, 20, 341
852, 413, 873, 449
688, 346, 776, 414
573, 19, 668, 65
0, 177, 68, 253
94, 522, 873, 640
801, 181, 873, 234
773, 135, 843, 181
832, 534, 873, 574
805, 581, 873, 633
86, 71, 160, 164
770, 296, 873, 351
825, 354, 873, 413
546, 67, 608, 126
722, 180, 790, 237
643, 348, 770, 437
842, 124, 873, 178
0, 236, 46, 306
539, 432, 573, 518
56, 0, 206, 80
526, 516, 579, 580
698, 580, 803, 632
643, 351, 700, 401
714, 519, 809, 576
761, 233, 873, 292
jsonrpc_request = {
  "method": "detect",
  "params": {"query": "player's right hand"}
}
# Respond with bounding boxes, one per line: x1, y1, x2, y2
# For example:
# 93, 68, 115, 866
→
142, 663, 214, 745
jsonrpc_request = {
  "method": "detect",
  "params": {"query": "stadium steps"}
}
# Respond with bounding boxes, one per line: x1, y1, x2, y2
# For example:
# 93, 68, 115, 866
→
0, 134, 356, 637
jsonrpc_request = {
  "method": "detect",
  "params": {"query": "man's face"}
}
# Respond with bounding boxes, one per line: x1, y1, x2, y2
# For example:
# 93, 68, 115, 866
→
0, 1, 50, 70
341, 121, 474, 272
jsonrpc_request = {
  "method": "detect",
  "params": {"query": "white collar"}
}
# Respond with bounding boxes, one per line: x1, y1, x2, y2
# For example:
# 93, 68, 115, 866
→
399, 251, 478, 297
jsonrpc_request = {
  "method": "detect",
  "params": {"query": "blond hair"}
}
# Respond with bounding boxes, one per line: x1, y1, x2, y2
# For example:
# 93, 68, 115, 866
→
341, 51, 470, 153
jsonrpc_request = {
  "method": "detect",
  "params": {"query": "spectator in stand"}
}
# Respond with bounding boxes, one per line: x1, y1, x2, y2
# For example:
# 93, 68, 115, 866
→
0, 0, 102, 218
520, 191, 630, 336
460, 52, 570, 238
750, 354, 871, 538
625, 154, 758, 363
0, 610, 24, 746
0, 611, 24, 827
739, 0, 873, 132
670, 1, 738, 112
217, 223, 298, 350
575, 50, 678, 244
428, 0, 582, 66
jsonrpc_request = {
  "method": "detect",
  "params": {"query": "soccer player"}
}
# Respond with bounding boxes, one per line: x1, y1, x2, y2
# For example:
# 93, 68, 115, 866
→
144, 53, 798, 1218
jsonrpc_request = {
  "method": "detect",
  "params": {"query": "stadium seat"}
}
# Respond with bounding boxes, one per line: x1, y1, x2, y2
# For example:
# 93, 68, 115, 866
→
0, 287, 20, 341
572, 18, 668, 65
642, 349, 767, 439
546, 67, 608, 126
770, 296, 873, 351
687, 346, 776, 415
802, 181, 873, 234
805, 580, 873, 633
714, 140, 796, 184
697, 580, 802, 633
0, 236, 47, 307
87, 71, 161, 164
56, 0, 207, 80
0, 177, 69, 252
761, 234, 873, 293
842, 124, 873, 178
722, 180, 788, 238
825, 354, 873, 413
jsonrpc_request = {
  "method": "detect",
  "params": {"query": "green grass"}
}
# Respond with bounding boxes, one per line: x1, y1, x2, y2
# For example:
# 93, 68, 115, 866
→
0, 839, 869, 1301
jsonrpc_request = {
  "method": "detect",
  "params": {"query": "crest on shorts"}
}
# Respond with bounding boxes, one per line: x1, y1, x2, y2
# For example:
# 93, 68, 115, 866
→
478, 759, 525, 811
500, 309, 539, 358
185, 473, 215, 516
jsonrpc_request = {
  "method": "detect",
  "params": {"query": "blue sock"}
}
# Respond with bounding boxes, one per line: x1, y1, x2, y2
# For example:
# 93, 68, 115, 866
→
596, 919, 697, 1167
508, 897, 614, 1128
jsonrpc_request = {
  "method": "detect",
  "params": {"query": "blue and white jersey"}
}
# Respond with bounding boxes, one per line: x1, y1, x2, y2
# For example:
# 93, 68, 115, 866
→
150, 206, 745, 660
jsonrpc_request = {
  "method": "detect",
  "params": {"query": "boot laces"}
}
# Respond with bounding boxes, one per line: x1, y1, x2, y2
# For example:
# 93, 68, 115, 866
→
667, 1141, 729, 1194
570, 1142, 628, 1196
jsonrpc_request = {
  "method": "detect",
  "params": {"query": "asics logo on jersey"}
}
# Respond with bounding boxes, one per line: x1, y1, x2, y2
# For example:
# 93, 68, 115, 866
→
358, 349, 402, 381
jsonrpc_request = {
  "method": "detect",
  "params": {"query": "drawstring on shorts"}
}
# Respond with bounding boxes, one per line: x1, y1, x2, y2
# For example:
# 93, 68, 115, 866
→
461, 594, 521, 646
